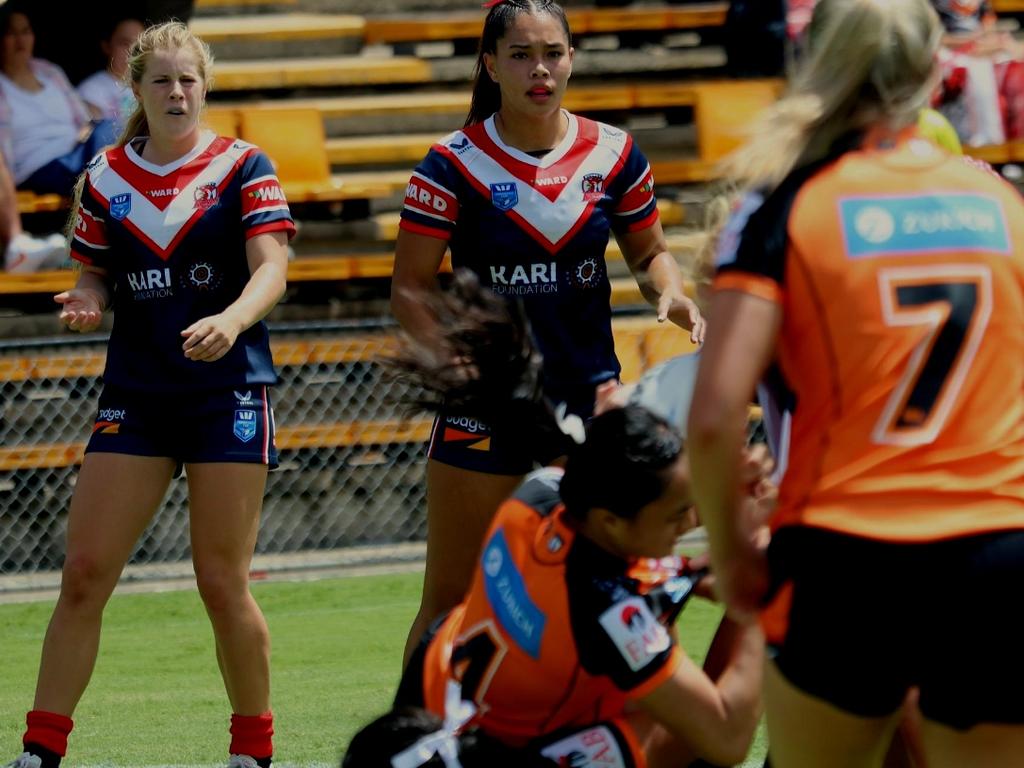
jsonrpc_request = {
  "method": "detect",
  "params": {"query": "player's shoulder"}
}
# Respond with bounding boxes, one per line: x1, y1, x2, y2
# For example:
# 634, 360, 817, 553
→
509, 467, 564, 518
576, 115, 632, 155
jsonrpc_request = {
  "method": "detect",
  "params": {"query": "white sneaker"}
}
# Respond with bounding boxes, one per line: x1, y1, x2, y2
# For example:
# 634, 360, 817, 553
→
4, 753, 42, 768
227, 756, 266, 768
4, 232, 67, 274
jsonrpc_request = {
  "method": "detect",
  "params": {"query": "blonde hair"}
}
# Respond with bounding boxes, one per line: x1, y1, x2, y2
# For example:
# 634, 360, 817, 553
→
721, 0, 943, 193
67, 22, 214, 236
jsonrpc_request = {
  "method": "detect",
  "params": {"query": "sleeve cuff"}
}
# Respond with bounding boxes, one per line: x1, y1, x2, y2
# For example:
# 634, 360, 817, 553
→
713, 272, 783, 304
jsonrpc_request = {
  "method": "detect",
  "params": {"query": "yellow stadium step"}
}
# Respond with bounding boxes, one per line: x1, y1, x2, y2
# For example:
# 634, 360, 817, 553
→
362, 3, 728, 44
212, 81, 706, 122
16, 191, 66, 215
213, 56, 432, 91
323, 133, 718, 183
190, 13, 364, 43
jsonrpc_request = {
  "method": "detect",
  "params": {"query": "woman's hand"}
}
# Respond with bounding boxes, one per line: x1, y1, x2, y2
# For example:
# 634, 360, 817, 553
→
658, 291, 707, 345
55, 288, 104, 332
181, 312, 243, 362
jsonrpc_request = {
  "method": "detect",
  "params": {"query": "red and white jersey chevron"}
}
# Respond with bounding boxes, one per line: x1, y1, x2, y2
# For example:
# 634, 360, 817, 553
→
401, 112, 658, 396
70, 131, 295, 393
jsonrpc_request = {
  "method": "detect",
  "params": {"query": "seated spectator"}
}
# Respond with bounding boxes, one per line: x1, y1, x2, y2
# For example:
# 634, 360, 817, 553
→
0, 1, 116, 198
76, 16, 144, 135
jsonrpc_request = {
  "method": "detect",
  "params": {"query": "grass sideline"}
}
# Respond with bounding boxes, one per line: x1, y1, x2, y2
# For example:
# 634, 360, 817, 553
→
0, 572, 767, 767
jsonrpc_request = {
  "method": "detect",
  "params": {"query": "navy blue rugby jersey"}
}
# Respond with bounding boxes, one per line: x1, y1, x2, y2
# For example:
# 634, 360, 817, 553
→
70, 131, 295, 392
400, 112, 659, 397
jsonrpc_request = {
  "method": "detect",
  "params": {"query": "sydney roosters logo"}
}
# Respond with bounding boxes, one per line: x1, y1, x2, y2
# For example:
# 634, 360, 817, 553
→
194, 183, 219, 211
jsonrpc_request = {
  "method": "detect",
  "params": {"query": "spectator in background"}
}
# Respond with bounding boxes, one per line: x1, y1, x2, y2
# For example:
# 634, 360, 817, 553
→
77, 16, 144, 135
0, 2, 117, 199
931, 0, 1024, 145
0, 1, 72, 272
32, 1, 195, 86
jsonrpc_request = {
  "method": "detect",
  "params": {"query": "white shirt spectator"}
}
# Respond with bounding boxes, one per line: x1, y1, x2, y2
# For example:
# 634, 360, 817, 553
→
77, 69, 134, 134
0, 58, 89, 184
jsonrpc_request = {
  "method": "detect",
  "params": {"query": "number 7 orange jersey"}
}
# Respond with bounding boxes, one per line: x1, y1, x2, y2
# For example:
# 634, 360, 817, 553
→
716, 133, 1024, 542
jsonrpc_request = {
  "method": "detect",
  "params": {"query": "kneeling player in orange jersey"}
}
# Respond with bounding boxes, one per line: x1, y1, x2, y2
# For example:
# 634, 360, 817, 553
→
385, 272, 765, 768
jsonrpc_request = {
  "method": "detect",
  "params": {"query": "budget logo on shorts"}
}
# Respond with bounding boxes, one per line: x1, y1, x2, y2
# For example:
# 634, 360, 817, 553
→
490, 182, 519, 211
110, 193, 132, 221
233, 409, 257, 443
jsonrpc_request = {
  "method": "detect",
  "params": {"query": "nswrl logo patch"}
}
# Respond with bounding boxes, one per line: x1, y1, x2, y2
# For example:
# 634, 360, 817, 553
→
490, 182, 519, 211
110, 193, 132, 221
233, 409, 257, 443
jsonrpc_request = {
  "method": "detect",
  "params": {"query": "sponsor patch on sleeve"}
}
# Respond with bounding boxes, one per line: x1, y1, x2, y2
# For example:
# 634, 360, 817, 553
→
242, 176, 289, 219
403, 172, 459, 225
598, 596, 670, 673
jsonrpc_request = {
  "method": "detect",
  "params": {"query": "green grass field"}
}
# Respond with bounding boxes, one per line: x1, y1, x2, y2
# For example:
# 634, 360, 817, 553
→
0, 572, 766, 767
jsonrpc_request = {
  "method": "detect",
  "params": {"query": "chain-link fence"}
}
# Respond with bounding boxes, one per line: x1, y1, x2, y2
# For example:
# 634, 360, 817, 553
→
0, 318, 428, 576
0, 312, 697, 579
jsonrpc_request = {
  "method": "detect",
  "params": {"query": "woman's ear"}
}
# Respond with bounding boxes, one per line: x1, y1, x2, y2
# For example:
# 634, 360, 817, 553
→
483, 51, 498, 83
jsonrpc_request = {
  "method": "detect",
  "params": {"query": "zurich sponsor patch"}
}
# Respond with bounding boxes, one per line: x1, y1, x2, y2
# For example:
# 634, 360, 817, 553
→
482, 529, 546, 658
840, 194, 1010, 257
110, 193, 132, 221
490, 182, 519, 211
233, 409, 257, 443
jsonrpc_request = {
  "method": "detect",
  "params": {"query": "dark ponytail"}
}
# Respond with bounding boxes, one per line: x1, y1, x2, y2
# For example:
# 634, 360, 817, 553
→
386, 269, 544, 419
465, 0, 572, 127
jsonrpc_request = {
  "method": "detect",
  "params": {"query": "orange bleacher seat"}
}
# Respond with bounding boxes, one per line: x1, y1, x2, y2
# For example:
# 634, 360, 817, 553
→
203, 107, 240, 138
692, 80, 782, 165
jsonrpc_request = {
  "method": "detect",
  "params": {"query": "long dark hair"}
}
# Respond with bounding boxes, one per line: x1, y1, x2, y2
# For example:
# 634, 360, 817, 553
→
465, 0, 572, 127
385, 270, 684, 520
386, 269, 546, 427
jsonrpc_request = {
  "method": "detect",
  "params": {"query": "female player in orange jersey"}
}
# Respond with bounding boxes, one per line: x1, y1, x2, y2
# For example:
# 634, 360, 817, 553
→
689, 0, 1024, 766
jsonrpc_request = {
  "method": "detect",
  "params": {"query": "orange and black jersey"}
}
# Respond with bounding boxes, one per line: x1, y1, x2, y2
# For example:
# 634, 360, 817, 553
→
419, 468, 702, 746
716, 130, 1024, 542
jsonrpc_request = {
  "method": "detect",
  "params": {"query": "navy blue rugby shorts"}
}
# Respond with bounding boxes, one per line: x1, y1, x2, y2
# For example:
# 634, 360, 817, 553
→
426, 387, 597, 476
85, 383, 278, 470
763, 525, 1024, 729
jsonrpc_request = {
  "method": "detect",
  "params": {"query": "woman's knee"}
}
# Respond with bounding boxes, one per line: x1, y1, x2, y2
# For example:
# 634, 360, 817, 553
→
59, 553, 118, 610
193, 559, 248, 615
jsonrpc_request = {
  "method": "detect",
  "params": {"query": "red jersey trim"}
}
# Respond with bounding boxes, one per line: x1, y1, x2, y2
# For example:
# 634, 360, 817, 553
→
400, 218, 452, 241
624, 208, 660, 233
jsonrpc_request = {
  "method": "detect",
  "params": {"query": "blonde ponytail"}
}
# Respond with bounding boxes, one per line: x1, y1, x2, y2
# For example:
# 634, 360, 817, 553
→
721, 0, 943, 193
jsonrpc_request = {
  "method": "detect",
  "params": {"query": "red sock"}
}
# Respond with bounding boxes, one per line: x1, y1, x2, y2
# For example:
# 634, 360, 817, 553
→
24, 710, 74, 756
229, 712, 273, 759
